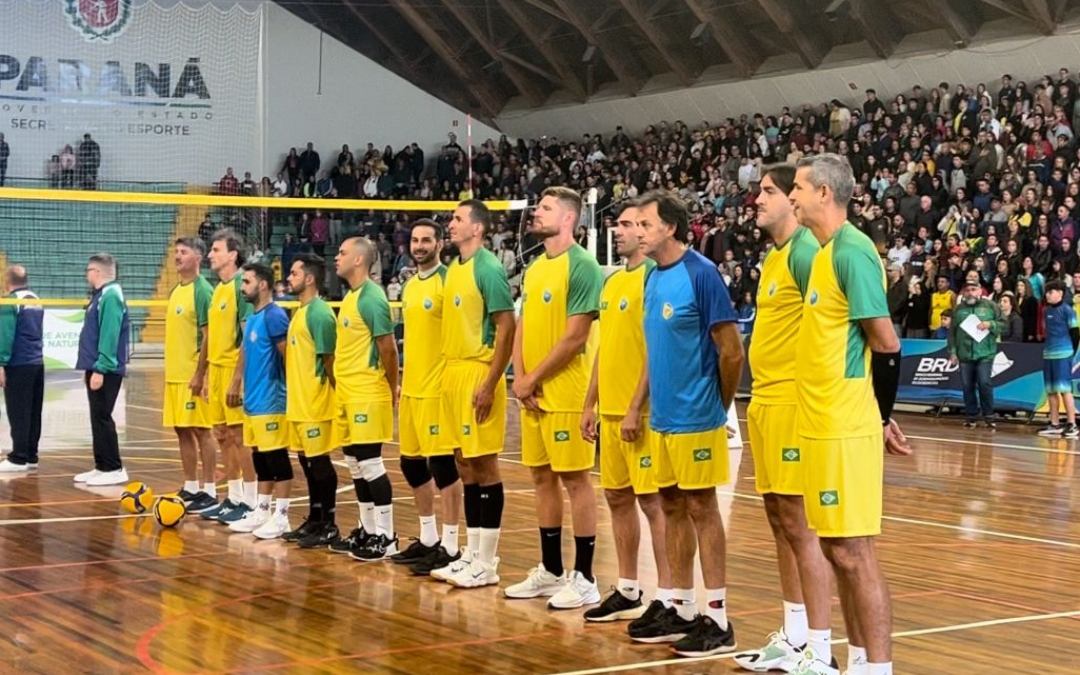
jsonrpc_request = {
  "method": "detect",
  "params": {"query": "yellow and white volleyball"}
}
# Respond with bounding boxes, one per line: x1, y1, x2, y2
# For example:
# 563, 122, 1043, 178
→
119, 482, 154, 514
153, 495, 187, 528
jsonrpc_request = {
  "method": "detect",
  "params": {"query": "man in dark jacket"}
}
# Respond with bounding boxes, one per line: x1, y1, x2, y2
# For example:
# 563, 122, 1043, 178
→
0, 265, 43, 472
948, 280, 1006, 429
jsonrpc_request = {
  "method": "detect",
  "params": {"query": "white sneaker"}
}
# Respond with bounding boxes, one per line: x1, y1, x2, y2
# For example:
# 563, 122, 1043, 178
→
734, 629, 803, 672
229, 507, 270, 533
86, 468, 129, 486
504, 563, 566, 599
0, 460, 29, 473
447, 557, 500, 588
432, 547, 472, 581
252, 512, 290, 540
547, 570, 600, 609
73, 468, 101, 483
789, 650, 840, 675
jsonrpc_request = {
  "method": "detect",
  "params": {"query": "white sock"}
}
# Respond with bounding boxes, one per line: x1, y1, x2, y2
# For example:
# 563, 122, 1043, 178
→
359, 502, 376, 533
442, 524, 459, 556
807, 629, 832, 664
704, 588, 728, 629
228, 479, 243, 504
617, 578, 640, 601
849, 646, 868, 674
203, 482, 217, 499
375, 504, 393, 538
466, 526, 481, 554
783, 601, 809, 646
673, 588, 696, 621
479, 527, 500, 564
184, 480, 199, 494
419, 515, 438, 547
867, 664, 892, 675
275, 498, 290, 515
257, 494, 272, 510
244, 481, 258, 507
655, 588, 675, 607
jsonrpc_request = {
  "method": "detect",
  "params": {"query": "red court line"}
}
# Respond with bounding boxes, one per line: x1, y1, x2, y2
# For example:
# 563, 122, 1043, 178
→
0, 551, 226, 574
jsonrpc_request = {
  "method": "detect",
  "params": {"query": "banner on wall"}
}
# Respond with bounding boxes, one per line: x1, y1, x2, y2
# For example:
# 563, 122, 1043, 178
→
42, 308, 85, 369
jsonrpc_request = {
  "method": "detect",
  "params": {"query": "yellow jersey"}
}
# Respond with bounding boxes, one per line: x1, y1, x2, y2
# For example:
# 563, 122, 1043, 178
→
520, 244, 603, 413
442, 248, 514, 364
336, 279, 394, 403
286, 297, 337, 423
597, 259, 654, 416
164, 276, 212, 384
796, 223, 889, 439
930, 290, 954, 330
401, 265, 447, 399
208, 273, 253, 367
749, 226, 820, 404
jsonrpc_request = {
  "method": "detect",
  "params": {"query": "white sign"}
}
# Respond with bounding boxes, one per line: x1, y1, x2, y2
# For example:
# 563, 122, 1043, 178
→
42, 308, 85, 369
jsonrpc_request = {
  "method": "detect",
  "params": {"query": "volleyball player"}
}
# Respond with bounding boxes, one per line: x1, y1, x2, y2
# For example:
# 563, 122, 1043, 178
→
580, 200, 673, 625
163, 238, 218, 513
226, 262, 292, 539
203, 229, 257, 524
632, 189, 741, 656
507, 187, 604, 608
334, 236, 400, 561
733, 165, 835, 673
423, 200, 514, 586
789, 154, 911, 675
390, 219, 463, 567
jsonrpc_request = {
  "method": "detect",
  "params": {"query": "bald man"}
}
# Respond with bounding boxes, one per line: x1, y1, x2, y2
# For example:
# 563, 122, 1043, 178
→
0, 265, 44, 473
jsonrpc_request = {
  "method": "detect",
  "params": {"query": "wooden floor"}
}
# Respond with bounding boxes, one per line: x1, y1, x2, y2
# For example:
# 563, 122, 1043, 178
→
0, 365, 1078, 674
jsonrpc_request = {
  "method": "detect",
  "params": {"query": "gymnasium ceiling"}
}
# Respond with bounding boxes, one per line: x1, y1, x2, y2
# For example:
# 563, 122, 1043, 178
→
279, 0, 1076, 124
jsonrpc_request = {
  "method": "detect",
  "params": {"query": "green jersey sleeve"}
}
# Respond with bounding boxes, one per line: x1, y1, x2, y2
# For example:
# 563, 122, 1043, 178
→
787, 227, 820, 299
194, 277, 212, 328
833, 227, 889, 321
0, 296, 16, 365
357, 281, 394, 338
566, 246, 603, 316
95, 284, 126, 373
306, 299, 337, 355
473, 250, 514, 313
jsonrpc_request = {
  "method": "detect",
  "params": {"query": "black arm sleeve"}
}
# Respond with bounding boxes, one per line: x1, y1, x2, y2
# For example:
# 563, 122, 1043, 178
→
1071, 327, 1079, 354
871, 350, 902, 424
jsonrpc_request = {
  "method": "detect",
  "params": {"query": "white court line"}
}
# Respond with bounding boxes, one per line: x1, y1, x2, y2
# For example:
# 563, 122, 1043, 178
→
0, 513, 149, 526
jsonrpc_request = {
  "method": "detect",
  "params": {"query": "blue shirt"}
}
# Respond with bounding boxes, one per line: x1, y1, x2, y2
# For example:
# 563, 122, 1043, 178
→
1044, 302, 1078, 359
0, 289, 43, 367
243, 303, 289, 416
644, 249, 737, 433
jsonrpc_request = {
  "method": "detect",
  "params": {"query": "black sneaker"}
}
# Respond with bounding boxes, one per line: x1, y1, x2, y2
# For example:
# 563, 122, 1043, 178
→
410, 545, 460, 576
1039, 423, 1064, 437
186, 492, 219, 514
984, 419, 997, 430
628, 599, 667, 635
1066, 424, 1080, 439
963, 420, 977, 429
628, 605, 696, 643
282, 517, 319, 543
176, 489, 198, 503
584, 588, 644, 622
349, 533, 398, 562
670, 616, 737, 657
328, 527, 371, 554
298, 522, 340, 549
390, 538, 438, 565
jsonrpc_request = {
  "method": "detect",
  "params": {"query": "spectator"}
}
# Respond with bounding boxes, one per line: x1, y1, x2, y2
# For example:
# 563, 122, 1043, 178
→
59, 144, 76, 189
886, 236, 911, 268
933, 308, 953, 340
999, 292, 1023, 342
736, 290, 756, 335
930, 276, 956, 332
948, 280, 1005, 428
309, 209, 329, 256
77, 133, 100, 189
282, 148, 300, 185
0, 133, 8, 186
46, 154, 60, 189
299, 142, 320, 181
219, 168, 239, 196
905, 277, 931, 338
386, 275, 402, 302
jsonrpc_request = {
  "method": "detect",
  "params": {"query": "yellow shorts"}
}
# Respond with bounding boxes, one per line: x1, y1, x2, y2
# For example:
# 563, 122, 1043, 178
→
162, 382, 210, 429
599, 415, 667, 494
335, 400, 394, 447
748, 401, 804, 496
288, 420, 335, 457
521, 409, 595, 473
440, 361, 506, 458
207, 363, 245, 427
652, 426, 730, 490
801, 434, 883, 538
400, 395, 451, 458
243, 414, 289, 451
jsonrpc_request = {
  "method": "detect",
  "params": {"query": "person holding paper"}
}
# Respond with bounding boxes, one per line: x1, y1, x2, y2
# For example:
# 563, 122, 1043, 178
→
948, 280, 1006, 430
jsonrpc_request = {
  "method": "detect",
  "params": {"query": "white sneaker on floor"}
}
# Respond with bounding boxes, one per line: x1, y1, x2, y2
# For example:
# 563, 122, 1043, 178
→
252, 512, 290, 540
734, 629, 803, 672
0, 460, 30, 473
86, 469, 128, 486
547, 570, 600, 609
504, 563, 566, 599
431, 547, 472, 581
73, 468, 101, 483
447, 557, 500, 588
229, 507, 270, 533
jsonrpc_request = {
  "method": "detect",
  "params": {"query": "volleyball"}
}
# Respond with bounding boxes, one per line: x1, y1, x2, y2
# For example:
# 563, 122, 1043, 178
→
153, 496, 187, 528
119, 482, 154, 514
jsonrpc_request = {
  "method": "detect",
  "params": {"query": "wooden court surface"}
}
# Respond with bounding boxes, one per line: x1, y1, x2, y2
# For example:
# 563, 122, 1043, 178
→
0, 365, 1078, 674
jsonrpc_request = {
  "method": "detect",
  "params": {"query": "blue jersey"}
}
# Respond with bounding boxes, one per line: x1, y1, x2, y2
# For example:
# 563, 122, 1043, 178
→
1044, 302, 1078, 359
644, 249, 738, 433
243, 303, 290, 416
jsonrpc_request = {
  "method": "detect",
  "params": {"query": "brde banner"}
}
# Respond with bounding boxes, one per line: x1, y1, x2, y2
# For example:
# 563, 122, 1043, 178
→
0, 0, 260, 183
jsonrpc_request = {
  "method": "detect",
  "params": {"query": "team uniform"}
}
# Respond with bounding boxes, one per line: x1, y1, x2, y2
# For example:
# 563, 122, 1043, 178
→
643, 249, 737, 490
597, 259, 663, 495
1042, 302, 1078, 394
208, 273, 253, 427
286, 298, 338, 455
748, 227, 819, 496
519, 244, 603, 472
400, 266, 450, 458
163, 276, 213, 428
335, 279, 395, 446
242, 303, 290, 451
440, 248, 514, 456
796, 223, 889, 538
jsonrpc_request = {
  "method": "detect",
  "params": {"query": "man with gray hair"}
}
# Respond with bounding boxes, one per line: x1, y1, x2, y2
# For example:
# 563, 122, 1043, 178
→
787, 153, 911, 675
0, 265, 44, 473
75, 254, 131, 486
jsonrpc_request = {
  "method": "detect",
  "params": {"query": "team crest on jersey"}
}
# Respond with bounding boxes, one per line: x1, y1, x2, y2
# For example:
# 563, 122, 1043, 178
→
219, 301, 227, 310
454, 295, 462, 306
174, 305, 184, 315
809, 290, 819, 305
343, 318, 351, 327
290, 335, 297, 345
65, 0, 132, 43
662, 302, 674, 320
768, 282, 777, 296
542, 290, 553, 303
249, 330, 258, 343
423, 298, 433, 310
619, 298, 628, 311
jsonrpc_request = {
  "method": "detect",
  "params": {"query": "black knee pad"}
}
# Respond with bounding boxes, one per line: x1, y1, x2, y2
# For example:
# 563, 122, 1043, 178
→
343, 443, 382, 461
400, 457, 432, 489
429, 454, 460, 489
252, 451, 274, 482
307, 453, 337, 483
266, 448, 294, 482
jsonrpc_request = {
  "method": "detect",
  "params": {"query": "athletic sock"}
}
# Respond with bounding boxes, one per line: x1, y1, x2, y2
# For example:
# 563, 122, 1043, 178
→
655, 588, 675, 608
297, 454, 314, 518
807, 629, 832, 664
848, 646, 868, 674
228, 479, 243, 504
243, 481, 258, 508
203, 482, 217, 499
783, 600, 809, 647
419, 515, 439, 547
540, 527, 564, 577
673, 588, 696, 621
617, 578, 639, 601
442, 524, 460, 556
375, 505, 394, 539
704, 588, 728, 629
479, 528, 500, 565
274, 498, 290, 515
183, 480, 199, 494
319, 472, 337, 524
867, 664, 892, 675
257, 493, 272, 510
573, 535, 596, 582
464, 482, 482, 554
478, 483, 503, 564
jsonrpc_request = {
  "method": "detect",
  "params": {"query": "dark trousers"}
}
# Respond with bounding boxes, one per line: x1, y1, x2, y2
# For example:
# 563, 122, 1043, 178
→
0, 159, 7, 186
4, 365, 44, 464
959, 357, 995, 421
85, 372, 124, 471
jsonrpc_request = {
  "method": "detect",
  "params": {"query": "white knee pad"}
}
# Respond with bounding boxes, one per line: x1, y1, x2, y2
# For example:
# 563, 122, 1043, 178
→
345, 455, 363, 480
358, 457, 387, 482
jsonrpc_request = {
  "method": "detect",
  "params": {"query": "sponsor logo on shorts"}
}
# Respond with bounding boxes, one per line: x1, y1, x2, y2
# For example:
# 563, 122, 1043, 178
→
819, 490, 839, 506
306, 428, 321, 439
429, 424, 439, 435
639, 456, 652, 469
554, 430, 571, 442
266, 422, 279, 431
463, 424, 472, 436
184, 401, 196, 410
354, 413, 368, 424
662, 302, 674, 320
782, 447, 801, 462
692, 448, 711, 462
